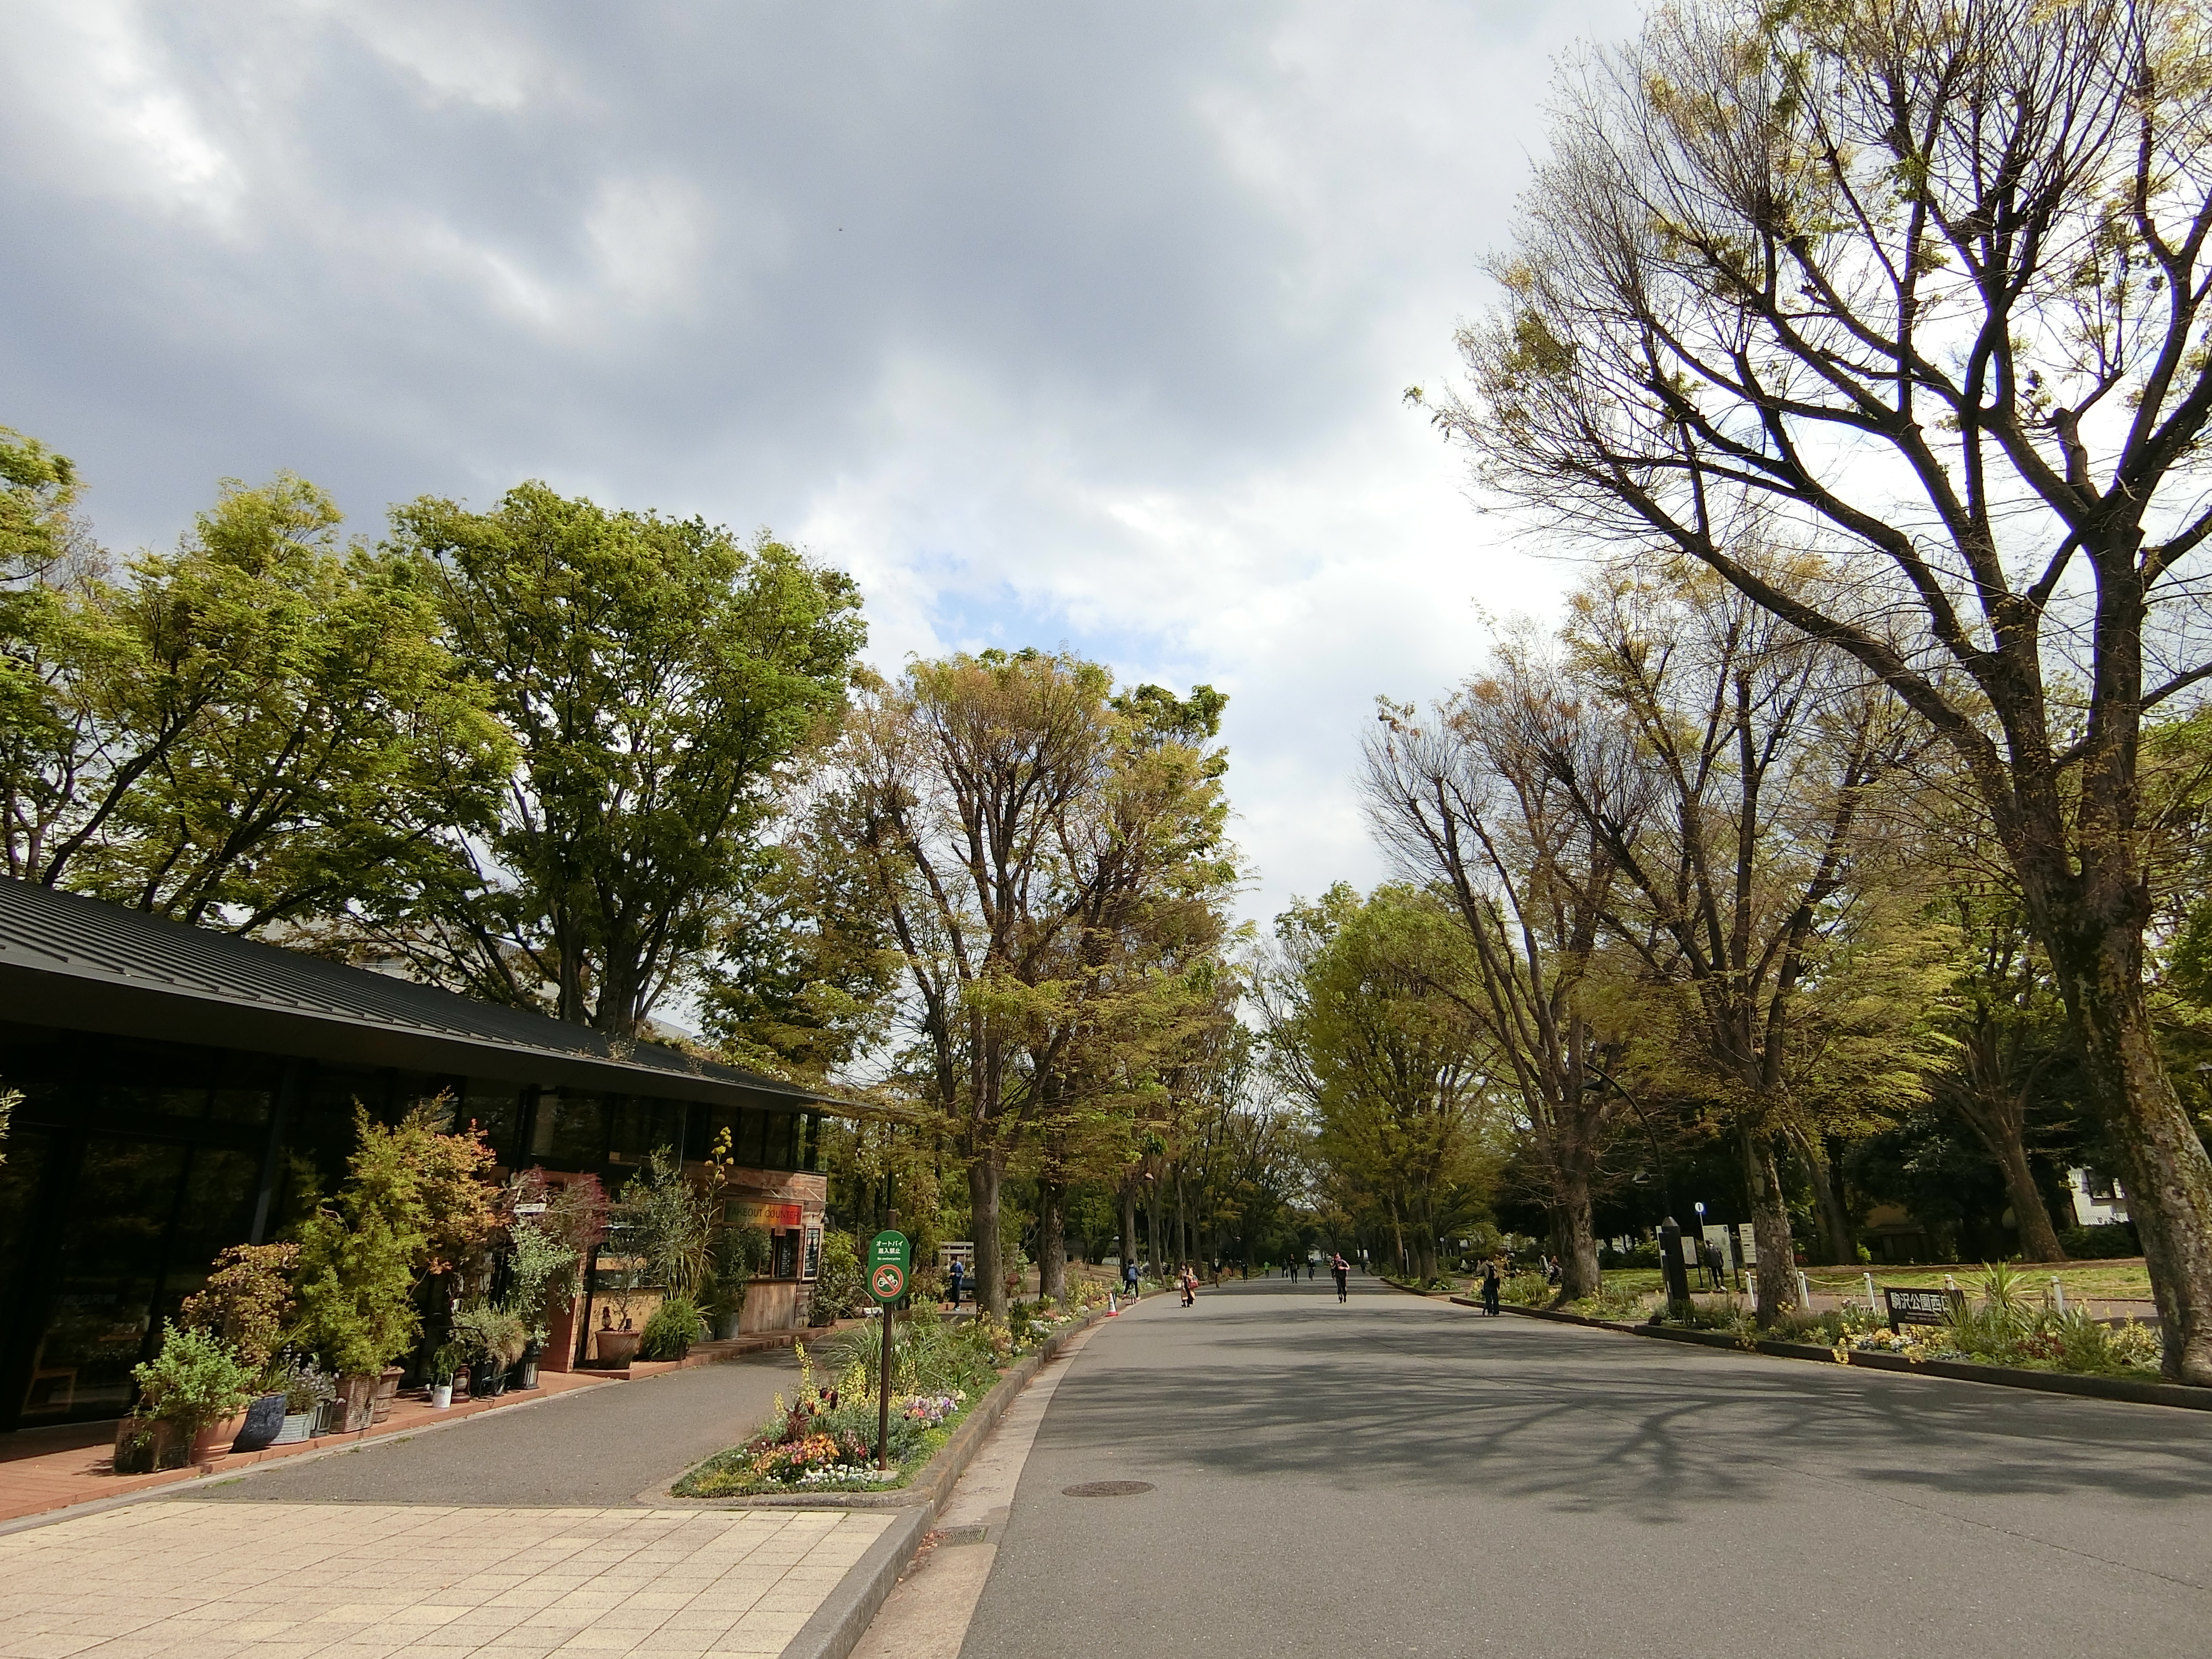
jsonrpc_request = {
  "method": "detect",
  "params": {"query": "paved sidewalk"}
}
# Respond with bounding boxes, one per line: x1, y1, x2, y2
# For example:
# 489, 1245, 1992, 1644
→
0, 1499, 892, 1658
0, 1373, 619, 1527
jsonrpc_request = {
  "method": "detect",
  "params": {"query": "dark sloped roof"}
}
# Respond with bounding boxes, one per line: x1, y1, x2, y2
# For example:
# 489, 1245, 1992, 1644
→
0, 876, 838, 1112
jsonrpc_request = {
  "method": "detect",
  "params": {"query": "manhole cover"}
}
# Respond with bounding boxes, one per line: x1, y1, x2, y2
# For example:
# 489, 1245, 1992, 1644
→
1061, 1480, 1155, 1498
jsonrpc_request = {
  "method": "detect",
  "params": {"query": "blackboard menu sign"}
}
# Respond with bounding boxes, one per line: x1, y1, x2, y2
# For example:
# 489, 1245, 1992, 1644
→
1884, 1286, 1964, 1331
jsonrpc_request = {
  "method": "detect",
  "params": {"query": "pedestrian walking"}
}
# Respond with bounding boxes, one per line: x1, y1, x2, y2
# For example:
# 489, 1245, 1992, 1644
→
1123, 1258, 1140, 1298
1331, 1253, 1350, 1302
1480, 1259, 1501, 1317
948, 1256, 966, 1310
1179, 1265, 1197, 1308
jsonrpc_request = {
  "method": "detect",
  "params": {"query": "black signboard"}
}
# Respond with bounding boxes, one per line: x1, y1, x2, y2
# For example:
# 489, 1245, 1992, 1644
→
1884, 1286, 1965, 1332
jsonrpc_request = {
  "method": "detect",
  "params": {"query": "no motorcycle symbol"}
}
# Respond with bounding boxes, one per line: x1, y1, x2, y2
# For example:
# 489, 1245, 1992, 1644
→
870, 1261, 906, 1301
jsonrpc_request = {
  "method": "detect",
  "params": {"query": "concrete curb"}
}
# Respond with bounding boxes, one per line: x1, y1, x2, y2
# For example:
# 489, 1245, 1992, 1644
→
1442, 1292, 2212, 1413
776, 1505, 931, 1659
764, 1303, 1120, 1659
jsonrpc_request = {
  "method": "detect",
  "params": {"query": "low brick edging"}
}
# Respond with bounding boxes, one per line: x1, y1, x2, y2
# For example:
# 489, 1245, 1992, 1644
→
1444, 1293, 2212, 1413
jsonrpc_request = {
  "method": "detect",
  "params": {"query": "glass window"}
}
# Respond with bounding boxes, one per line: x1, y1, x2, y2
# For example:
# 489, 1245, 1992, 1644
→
737, 1108, 767, 1169
96, 1039, 217, 1121
607, 1097, 685, 1169
206, 1051, 283, 1125
686, 1103, 738, 1165
801, 1113, 820, 1173
461, 1080, 525, 1162
530, 1093, 606, 1170
0, 1023, 75, 1125
773, 1229, 799, 1280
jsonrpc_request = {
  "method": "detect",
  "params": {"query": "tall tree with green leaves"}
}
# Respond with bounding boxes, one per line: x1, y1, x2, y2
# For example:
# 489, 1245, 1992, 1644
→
833, 650, 1235, 1314
4, 468, 508, 930
1434, 0, 2212, 1379
382, 484, 865, 1037
1261, 884, 1501, 1284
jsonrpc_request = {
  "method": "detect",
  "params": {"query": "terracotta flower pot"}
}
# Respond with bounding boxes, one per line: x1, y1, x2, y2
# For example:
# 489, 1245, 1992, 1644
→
190, 1413, 248, 1467
594, 1329, 643, 1365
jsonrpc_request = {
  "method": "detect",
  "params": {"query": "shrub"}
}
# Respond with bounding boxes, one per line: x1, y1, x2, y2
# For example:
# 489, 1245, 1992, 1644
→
1502, 1272, 1554, 1308
451, 1303, 528, 1373
811, 1230, 865, 1324
640, 1295, 707, 1360
132, 1322, 257, 1433
502, 1220, 578, 1345
179, 1244, 298, 1379
621, 1147, 713, 1298
2056, 1222, 2140, 1259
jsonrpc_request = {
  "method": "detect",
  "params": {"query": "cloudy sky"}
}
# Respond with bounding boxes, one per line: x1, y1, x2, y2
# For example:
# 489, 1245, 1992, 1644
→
1, 0, 1642, 927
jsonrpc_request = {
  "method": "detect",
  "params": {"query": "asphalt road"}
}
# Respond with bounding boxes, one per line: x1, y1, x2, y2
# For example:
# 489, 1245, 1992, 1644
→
963, 1272, 2212, 1659
184, 1348, 801, 1507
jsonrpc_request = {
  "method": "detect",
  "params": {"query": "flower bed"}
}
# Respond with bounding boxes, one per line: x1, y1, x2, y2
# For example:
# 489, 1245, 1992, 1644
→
672, 1288, 1110, 1499
1653, 1261, 2164, 1380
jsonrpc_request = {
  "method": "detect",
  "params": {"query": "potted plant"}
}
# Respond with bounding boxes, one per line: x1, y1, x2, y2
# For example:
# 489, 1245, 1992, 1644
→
427, 1342, 463, 1409
177, 1243, 298, 1452
500, 1209, 578, 1392
272, 1360, 332, 1443
639, 1294, 707, 1361
128, 1322, 257, 1468
709, 1224, 771, 1339
288, 1108, 476, 1429
452, 1303, 526, 1397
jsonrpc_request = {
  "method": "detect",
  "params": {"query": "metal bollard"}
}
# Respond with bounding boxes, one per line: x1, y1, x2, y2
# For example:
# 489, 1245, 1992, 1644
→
1863, 1270, 1877, 1312
2051, 1276, 2065, 1316
1797, 1269, 1812, 1311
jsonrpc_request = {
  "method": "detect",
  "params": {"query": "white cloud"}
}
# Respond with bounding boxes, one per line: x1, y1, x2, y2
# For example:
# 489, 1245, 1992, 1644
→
0, 0, 1642, 932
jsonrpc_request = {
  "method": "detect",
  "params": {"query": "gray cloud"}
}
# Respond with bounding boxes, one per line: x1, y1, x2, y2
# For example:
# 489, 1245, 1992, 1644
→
0, 0, 1643, 922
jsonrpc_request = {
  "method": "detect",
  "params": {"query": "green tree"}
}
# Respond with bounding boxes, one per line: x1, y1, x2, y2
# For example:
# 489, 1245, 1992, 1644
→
1436, 0, 2212, 1379
4, 470, 508, 930
383, 483, 865, 1036
833, 651, 1235, 1314
1262, 884, 1501, 1284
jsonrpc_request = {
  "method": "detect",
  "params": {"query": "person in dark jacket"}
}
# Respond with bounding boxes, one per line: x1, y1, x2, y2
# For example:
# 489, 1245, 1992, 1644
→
1480, 1259, 1501, 1317
1331, 1253, 1350, 1301
948, 1257, 966, 1309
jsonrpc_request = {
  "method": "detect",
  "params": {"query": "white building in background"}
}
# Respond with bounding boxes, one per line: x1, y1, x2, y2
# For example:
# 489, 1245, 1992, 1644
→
2065, 1167, 2130, 1228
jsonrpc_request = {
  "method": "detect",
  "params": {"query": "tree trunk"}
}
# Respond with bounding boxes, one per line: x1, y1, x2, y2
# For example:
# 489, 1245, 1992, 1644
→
1556, 1165, 1602, 1299
1037, 1178, 1067, 1302
1740, 1122, 1796, 1324
1996, 1139, 2067, 1263
1409, 1232, 1436, 1283
1788, 1127, 1853, 1266
969, 1156, 1005, 1318
2065, 961, 2212, 1382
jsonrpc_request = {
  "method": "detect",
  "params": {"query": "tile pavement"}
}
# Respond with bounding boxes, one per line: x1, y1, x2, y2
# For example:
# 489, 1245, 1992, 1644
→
0, 1500, 893, 1658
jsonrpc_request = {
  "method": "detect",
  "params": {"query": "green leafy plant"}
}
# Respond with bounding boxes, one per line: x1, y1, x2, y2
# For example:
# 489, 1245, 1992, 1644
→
131, 1322, 257, 1433
640, 1295, 708, 1361
622, 1147, 713, 1298
288, 1107, 497, 1378
451, 1303, 528, 1374
713, 1223, 773, 1328
502, 1219, 578, 1345
178, 1243, 298, 1379
810, 1230, 864, 1324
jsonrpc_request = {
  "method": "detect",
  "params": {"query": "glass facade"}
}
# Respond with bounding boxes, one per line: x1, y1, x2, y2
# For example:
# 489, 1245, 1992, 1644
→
0, 1019, 821, 1432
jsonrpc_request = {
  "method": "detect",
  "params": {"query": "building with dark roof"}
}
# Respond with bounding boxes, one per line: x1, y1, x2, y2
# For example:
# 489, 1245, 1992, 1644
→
0, 878, 847, 1433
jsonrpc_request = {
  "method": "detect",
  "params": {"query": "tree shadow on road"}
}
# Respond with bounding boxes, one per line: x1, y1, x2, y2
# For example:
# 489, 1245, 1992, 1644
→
1061, 1289, 2212, 1524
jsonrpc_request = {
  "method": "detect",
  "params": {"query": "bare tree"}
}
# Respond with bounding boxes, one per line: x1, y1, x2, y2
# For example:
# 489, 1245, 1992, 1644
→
1364, 632, 1629, 1299
1531, 569, 1916, 1320
1436, 0, 2212, 1376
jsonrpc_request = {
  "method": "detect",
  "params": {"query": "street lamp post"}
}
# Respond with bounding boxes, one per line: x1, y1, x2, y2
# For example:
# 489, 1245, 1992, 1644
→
1583, 1065, 1693, 1316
